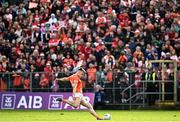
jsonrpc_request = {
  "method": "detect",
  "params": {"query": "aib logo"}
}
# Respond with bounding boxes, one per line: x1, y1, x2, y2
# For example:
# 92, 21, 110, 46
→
1, 94, 16, 109
48, 95, 63, 110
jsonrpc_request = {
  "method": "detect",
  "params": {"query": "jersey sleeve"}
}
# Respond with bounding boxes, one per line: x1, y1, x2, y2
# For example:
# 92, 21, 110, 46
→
69, 76, 79, 84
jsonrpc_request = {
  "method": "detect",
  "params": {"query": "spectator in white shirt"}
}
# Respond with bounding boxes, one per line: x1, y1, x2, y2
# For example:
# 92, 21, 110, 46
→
48, 13, 57, 26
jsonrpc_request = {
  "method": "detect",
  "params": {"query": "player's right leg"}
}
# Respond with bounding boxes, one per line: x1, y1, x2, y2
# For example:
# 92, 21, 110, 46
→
80, 98, 103, 120
56, 97, 81, 108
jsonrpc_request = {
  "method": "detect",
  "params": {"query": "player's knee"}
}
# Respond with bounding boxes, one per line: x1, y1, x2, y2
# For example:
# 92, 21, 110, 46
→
73, 103, 80, 108
74, 105, 79, 108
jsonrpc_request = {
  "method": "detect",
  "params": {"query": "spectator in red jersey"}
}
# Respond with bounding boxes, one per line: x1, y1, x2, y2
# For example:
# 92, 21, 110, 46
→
118, 51, 127, 66
63, 53, 74, 69
44, 62, 53, 81
133, 46, 144, 59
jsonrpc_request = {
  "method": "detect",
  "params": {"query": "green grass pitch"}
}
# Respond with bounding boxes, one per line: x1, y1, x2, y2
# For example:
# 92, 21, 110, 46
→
0, 110, 180, 122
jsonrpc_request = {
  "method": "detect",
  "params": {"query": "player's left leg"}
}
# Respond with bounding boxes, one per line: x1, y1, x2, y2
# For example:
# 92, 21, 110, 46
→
80, 98, 103, 120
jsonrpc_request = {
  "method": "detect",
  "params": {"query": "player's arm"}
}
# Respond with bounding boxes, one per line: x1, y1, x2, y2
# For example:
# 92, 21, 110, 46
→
56, 77, 69, 82
72, 82, 78, 95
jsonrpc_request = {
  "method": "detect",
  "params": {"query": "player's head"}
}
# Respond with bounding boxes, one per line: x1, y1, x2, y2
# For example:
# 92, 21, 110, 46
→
76, 67, 86, 78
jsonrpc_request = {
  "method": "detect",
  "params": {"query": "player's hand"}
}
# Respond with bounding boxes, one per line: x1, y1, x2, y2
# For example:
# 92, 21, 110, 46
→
56, 78, 63, 81
54, 78, 59, 81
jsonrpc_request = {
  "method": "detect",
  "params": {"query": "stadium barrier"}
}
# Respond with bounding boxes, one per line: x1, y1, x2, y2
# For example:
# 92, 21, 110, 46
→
0, 70, 179, 109
0, 92, 94, 110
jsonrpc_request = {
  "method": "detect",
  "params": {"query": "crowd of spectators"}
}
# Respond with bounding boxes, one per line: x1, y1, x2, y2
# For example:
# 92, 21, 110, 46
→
0, 0, 180, 104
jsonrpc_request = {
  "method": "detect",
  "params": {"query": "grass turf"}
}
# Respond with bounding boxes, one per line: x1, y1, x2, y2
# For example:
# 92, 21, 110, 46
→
0, 110, 180, 122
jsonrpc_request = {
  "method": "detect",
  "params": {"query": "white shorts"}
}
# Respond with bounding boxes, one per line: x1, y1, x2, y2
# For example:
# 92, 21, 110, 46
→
73, 93, 83, 99
73, 93, 90, 105
73, 93, 87, 102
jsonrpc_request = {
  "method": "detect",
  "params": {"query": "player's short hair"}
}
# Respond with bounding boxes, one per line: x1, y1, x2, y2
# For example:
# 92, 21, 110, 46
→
78, 67, 86, 74
78, 67, 87, 81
